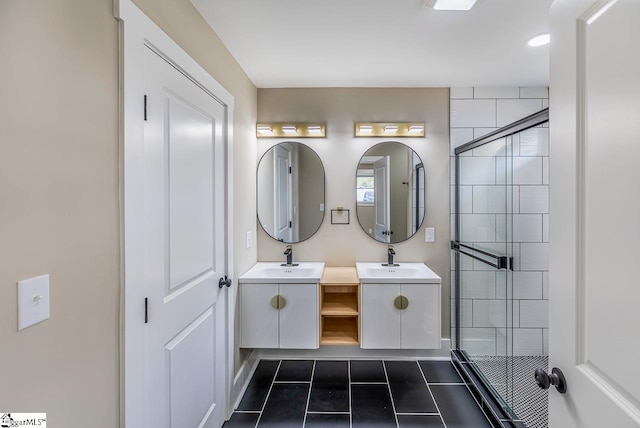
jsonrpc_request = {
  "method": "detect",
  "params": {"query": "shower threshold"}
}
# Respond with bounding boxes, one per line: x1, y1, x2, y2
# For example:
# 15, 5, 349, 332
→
453, 351, 549, 428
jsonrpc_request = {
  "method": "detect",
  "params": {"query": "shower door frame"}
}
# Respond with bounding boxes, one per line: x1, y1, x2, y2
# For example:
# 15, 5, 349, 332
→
452, 108, 550, 426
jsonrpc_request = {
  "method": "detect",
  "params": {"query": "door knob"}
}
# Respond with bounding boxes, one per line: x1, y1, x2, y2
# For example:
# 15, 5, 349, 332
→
218, 275, 232, 289
535, 367, 567, 394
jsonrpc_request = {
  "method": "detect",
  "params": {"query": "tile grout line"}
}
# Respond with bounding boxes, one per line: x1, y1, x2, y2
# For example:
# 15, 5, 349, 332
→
348, 360, 353, 428
253, 360, 282, 428
382, 361, 400, 428
301, 360, 316, 428
417, 361, 448, 428
428, 382, 466, 386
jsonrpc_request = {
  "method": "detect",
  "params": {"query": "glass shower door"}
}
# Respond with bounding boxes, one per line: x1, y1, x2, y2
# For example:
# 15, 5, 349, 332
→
453, 109, 551, 427
454, 134, 515, 418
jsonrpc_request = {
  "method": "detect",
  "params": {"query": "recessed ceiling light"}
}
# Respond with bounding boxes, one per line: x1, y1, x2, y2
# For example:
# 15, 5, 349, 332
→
528, 33, 550, 47
424, 0, 478, 11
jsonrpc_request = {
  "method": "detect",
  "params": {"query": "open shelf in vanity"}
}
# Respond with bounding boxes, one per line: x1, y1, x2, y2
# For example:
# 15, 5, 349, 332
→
320, 267, 360, 346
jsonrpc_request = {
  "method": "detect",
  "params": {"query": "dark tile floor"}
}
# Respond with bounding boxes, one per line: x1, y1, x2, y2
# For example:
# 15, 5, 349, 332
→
224, 359, 493, 428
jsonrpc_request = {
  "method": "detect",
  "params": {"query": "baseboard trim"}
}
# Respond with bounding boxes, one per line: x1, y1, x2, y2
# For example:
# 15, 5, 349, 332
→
231, 350, 260, 410
253, 338, 451, 360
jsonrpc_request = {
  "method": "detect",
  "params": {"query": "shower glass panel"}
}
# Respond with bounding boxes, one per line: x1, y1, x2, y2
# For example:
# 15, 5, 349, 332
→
453, 109, 549, 428
455, 134, 514, 417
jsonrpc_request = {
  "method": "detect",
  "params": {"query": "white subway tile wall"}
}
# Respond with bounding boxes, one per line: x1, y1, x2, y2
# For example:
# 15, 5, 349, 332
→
451, 99, 497, 127
474, 87, 520, 99
496, 99, 544, 127
451, 87, 549, 357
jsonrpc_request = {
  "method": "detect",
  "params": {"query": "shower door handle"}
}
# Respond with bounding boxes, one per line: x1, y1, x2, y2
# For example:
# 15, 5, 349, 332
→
451, 241, 510, 270
535, 367, 567, 394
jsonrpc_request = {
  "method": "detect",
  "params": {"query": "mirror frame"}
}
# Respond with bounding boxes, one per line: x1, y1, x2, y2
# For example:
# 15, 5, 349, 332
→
355, 141, 426, 244
256, 141, 326, 244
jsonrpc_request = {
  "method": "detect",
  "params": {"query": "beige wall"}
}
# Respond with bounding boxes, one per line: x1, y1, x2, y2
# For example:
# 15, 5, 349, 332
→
0, 0, 257, 425
257, 88, 451, 338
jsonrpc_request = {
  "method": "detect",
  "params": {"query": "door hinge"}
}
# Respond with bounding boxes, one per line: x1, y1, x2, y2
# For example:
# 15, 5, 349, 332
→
289, 166, 292, 174
144, 297, 149, 324
144, 95, 148, 121
289, 221, 292, 228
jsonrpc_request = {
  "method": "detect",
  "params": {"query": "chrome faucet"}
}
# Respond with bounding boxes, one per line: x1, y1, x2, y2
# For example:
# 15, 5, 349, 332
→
383, 245, 399, 266
281, 245, 299, 267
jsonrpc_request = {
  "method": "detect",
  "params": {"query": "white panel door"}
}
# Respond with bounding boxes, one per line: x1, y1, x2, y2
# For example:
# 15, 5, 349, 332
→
279, 283, 318, 349
274, 144, 292, 242
550, 1, 640, 426
373, 156, 391, 242
361, 283, 401, 349
239, 283, 279, 348
144, 47, 228, 428
401, 283, 440, 349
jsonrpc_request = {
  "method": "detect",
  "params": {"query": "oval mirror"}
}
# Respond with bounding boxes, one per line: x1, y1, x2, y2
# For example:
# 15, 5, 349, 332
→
257, 142, 325, 243
356, 141, 425, 244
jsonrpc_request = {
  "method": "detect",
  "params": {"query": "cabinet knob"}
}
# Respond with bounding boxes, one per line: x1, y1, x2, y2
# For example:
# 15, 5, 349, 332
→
394, 295, 409, 310
270, 295, 286, 310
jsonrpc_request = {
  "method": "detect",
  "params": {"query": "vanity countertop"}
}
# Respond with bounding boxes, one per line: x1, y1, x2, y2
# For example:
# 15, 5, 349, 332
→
239, 262, 325, 283
356, 262, 441, 284
320, 267, 359, 285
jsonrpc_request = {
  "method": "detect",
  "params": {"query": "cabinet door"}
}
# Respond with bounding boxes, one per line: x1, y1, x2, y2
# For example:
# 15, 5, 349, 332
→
279, 283, 318, 349
361, 283, 401, 349
401, 283, 441, 349
240, 283, 279, 348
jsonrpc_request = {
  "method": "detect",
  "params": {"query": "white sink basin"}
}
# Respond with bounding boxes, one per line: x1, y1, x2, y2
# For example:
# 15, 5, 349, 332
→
356, 262, 441, 283
239, 262, 325, 283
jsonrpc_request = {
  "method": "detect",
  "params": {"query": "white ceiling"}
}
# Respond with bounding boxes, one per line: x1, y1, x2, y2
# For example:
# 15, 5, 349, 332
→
190, 0, 552, 88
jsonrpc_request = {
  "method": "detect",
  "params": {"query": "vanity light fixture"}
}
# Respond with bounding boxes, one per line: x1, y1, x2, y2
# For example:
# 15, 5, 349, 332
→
256, 123, 326, 138
354, 122, 425, 137
424, 0, 478, 11
358, 125, 373, 134
257, 126, 274, 136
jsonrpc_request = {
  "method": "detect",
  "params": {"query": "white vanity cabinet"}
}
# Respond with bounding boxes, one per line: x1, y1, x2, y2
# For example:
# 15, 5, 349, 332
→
361, 282, 440, 349
239, 282, 319, 349
357, 262, 441, 350
238, 262, 324, 349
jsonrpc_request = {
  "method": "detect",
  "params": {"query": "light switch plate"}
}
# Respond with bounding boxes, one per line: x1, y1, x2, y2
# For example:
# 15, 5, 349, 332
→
425, 227, 435, 242
246, 231, 253, 249
17, 274, 50, 331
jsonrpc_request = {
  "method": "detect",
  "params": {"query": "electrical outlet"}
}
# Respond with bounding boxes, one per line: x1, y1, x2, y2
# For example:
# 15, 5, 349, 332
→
320, 203, 325, 212
246, 231, 253, 249
425, 227, 435, 242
